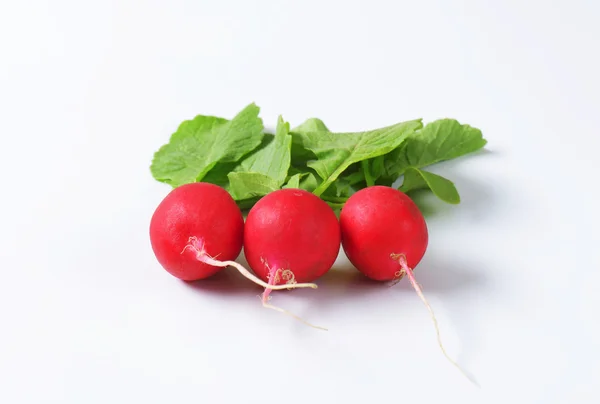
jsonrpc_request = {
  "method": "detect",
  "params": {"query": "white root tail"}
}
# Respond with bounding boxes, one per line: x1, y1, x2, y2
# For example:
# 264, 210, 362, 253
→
181, 237, 318, 291
261, 298, 328, 331
391, 253, 478, 386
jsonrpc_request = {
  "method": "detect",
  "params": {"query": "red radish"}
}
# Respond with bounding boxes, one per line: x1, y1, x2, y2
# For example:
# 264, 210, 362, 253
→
340, 186, 469, 379
244, 188, 341, 329
149, 183, 318, 293
340, 186, 428, 280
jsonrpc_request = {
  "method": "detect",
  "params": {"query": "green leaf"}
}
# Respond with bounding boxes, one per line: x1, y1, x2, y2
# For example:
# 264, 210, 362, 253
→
150, 103, 264, 187
293, 118, 330, 133
291, 119, 423, 196
399, 167, 460, 204
367, 155, 398, 186
345, 170, 366, 185
300, 169, 359, 199
384, 118, 486, 179
201, 162, 237, 189
200, 138, 275, 190
329, 176, 353, 198
283, 173, 306, 189
228, 172, 281, 199
290, 118, 329, 168
234, 116, 291, 184
226, 116, 292, 200
298, 171, 320, 193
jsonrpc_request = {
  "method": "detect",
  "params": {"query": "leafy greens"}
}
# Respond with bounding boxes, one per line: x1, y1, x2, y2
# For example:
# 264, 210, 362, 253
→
150, 103, 487, 210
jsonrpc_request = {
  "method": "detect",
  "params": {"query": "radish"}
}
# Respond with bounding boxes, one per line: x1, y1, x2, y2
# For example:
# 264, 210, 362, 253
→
340, 186, 428, 281
149, 182, 318, 293
340, 186, 470, 379
244, 188, 341, 329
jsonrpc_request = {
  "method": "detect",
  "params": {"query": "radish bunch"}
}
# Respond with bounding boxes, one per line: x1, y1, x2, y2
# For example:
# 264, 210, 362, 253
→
148, 103, 487, 379
149, 182, 453, 358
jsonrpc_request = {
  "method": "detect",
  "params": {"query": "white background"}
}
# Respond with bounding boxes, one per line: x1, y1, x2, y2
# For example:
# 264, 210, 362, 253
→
1, 1, 598, 403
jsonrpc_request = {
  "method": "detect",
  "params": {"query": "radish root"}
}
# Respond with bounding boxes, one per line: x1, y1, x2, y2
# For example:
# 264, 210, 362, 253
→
261, 296, 328, 331
181, 236, 318, 291
260, 259, 328, 331
391, 253, 476, 385
182, 237, 326, 331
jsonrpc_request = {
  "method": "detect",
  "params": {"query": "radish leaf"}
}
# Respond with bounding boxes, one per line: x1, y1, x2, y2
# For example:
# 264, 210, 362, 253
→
293, 118, 330, 132
150, 103, 264, 187
383, 119, 486, 180
291, 119, 423, 196
399, 168, 460, 204
232, 116, 291, 185
228, 116, 292, 200
290, 118, 328, 168
228, 173, 281, 199
283, 173, 307, 189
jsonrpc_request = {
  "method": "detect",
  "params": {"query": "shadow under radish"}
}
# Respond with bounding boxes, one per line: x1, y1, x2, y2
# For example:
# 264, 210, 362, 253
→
178, 251, 333, 330
301, 250, 489, 383
178, 220, 489, 375
180, 266, 263, 296
305, 251, 487, 310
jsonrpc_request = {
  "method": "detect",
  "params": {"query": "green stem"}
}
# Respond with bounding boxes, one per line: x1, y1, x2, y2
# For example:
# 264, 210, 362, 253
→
321, 195, 348, 204
326, 201, 345, 210
362, 160, 374, 187
313, 179, 332, 197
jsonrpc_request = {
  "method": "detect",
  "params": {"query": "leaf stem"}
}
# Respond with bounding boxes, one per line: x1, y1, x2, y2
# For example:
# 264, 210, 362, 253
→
361, 160, 374, 187
313, 179, 333, 197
